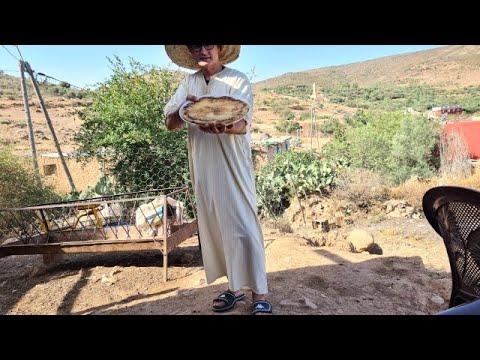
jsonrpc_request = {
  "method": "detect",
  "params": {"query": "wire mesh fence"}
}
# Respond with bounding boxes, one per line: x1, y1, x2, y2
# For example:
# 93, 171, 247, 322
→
99, 146, 189, 192
0, 187, 196, 246
76, 144, 194, 217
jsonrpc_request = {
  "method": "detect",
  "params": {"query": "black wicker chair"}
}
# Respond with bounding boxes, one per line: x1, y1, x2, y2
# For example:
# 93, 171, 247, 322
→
423, 186, 480, 311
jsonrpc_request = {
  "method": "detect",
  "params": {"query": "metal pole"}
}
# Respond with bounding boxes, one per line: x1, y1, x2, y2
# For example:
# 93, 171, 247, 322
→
163, 195, 168, 282
19, 61, 40, 185
23, 61, 77, 193
315, 106, 319, 150
310, 106, 313, 151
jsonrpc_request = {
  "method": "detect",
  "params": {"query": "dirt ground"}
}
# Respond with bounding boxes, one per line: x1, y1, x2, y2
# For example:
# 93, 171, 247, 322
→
0, 97, 86, 154
0, 217, 451, 315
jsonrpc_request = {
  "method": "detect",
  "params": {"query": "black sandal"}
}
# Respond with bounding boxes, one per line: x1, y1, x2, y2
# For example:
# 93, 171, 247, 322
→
212, 290, 245, 312
251, 300, 273, 315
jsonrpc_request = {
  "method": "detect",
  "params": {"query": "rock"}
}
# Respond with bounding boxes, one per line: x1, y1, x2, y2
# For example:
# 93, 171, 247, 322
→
100, 274, 112, 284
30, 265, 47, 277
404, 207, 415, 218
430, 294, 445, 305
368, 243, 383, 255
347, 229, 374, 253
388, 209, 403, 218
279, 299, 301, 307
110, 268, 121, 276
301, 297, 318, 309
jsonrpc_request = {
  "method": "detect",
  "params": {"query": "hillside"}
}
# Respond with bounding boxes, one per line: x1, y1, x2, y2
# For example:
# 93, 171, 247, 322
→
2, 45, 480, 159
254, 45, 480, 90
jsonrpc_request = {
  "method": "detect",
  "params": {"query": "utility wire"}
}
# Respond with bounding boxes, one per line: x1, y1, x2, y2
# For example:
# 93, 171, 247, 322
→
35, 72, 84, 90
2, 46, 85, 90
1, 45, 20, 61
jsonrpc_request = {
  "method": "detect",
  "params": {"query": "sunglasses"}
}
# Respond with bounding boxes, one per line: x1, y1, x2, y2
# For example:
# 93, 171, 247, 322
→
190, 45, 215, 52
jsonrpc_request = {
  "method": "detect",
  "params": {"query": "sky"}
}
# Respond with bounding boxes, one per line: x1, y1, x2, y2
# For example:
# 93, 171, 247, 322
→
0, 45, 443, 89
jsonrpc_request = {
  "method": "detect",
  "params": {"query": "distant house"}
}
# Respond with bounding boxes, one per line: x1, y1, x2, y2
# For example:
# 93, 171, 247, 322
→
431, 105, 463, 118
263, 136, 291, 162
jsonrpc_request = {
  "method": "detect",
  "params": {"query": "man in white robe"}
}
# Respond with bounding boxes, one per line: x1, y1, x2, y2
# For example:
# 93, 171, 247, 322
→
164, 45, 272, 315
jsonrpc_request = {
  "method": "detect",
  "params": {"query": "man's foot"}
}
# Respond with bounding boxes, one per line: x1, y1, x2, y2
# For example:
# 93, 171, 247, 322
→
252, 292, 272, 315
212, 290, 245, 312
251, 300, 273, 315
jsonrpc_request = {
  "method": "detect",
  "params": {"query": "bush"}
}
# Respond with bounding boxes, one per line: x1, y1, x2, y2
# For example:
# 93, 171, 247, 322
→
275, 119, 301, 133
299, 111, 311, 121
332, 168, 391, 207
0, 147, 60, 208
390, 116, 441, 184
320, 118, 342, 135
66, 90, 77, 99
74, 57, 187, 192
323, 111, 441, 185
345, 112, 403, 173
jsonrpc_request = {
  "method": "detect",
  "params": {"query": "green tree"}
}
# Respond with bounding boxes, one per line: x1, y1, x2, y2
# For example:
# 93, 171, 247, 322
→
390, 116, 441, 184
74, 57, 188, 192
323, 110, 441, 185
343, 111, 403, 175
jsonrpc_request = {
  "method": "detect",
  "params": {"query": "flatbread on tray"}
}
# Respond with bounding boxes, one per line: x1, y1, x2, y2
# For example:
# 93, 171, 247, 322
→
180, 96, 249, 126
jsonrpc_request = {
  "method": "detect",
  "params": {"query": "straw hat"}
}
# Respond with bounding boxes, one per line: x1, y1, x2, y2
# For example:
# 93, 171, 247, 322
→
165, 45, 241, 70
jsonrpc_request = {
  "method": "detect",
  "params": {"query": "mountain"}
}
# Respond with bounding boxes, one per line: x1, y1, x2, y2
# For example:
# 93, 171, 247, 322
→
254, 45, 480, 90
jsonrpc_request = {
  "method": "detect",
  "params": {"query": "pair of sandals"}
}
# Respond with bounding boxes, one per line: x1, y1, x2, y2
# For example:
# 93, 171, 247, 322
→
212, 290, 273, 315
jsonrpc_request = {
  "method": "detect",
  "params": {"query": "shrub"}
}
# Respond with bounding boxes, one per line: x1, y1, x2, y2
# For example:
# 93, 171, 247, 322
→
0, 146, 60, 208
74, 57, 187, 192
320, 118, 342, 135
275, 119, 301, 133
390, 115, 441, 184
299, 111, 311, 121
332, 168, 391, 207
323, 111, 441, 185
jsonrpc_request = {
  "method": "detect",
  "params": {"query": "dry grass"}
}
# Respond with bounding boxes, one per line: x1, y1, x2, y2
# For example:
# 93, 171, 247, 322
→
261, 217, 294, 234
441, 170, 480, 190
380, 227, 402, 237
391, 178, 434, 210
391, 169, 480, 210
332, 168, 391, 207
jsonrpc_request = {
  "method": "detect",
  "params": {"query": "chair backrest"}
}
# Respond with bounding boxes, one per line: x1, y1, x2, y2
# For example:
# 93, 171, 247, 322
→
423, 186, 480, 307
